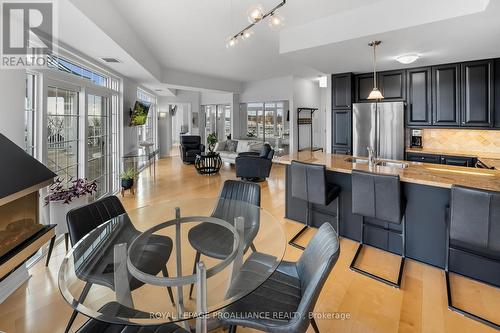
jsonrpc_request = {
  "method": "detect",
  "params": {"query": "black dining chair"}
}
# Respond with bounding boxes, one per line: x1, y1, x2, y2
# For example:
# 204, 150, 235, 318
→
221, 223, 340, 333
64, 196, 175, 333
187, 180, 261, 298
74, 302, 190, 333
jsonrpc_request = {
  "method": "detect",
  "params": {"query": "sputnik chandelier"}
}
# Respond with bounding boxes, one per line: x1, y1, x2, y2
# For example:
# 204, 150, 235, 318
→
226, 0, 286, 48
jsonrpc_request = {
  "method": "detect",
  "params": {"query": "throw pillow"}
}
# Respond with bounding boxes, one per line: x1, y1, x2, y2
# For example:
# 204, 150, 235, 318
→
226, 140, 238, 152
215, 141, 226, 152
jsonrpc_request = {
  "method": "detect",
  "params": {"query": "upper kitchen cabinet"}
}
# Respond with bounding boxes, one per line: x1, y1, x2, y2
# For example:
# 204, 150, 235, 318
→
355, 73, 374, 103
379, 70, 406, 100
461, 60, 494, 127
332, 73, 353, 109
406, 67, 432, 126
432, 64, 461, 126
355, 70, 405, 102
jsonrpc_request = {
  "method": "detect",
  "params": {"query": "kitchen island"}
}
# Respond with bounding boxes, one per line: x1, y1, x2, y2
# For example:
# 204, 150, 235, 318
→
275, 151, 500, 286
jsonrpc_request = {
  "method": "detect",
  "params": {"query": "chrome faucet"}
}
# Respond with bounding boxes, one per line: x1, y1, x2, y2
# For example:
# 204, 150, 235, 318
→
367, 147, 376, 167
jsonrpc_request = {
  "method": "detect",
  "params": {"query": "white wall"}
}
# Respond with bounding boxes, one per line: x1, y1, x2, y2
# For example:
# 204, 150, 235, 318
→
293, 78, 321, 152
0, 70, 26, 147
200, 92, 232, 105
240, 76, 293, 103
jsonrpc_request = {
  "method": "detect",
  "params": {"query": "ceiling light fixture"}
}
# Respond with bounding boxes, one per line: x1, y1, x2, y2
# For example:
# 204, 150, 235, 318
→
226, 0, 286, 48
396, 54, 420, 64
367, 41, 384, 100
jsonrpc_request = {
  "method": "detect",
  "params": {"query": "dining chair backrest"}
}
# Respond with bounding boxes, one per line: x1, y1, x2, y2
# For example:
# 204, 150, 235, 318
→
212, 180, 261, 247
66, 195, 127, 246
296, 223, 340, 316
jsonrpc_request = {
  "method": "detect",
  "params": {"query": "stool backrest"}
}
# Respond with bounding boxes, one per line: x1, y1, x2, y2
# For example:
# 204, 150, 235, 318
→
351, 170, 403, 224
450, 185, 500, 255
290, 160, 327, 206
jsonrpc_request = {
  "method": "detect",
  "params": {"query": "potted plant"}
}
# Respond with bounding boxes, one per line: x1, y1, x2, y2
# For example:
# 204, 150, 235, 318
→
44, 178, 98, 236
207, 132, 218, 155
120, 168, 137, 190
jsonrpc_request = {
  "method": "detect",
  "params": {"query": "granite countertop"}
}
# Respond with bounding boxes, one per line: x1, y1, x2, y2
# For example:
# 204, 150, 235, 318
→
274, 151, 500, 191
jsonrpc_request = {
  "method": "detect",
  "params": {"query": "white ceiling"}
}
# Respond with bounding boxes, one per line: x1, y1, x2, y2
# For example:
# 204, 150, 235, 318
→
63, 0, 500, 91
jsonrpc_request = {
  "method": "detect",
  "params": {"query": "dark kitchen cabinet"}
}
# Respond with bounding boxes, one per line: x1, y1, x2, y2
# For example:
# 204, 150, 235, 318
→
332, 73, 353, 109
461, 60, 494, 127
406, 152, 441, 164
496, 59, 500, 128
440, 155, 477, 167
355, 73, 374, 103
407, 67, 432, 125
432, 64, 461, 126
379, 70, 406, 100
332, 109, 352, 151
355, 71, 405, 102
333, 147, 351, 155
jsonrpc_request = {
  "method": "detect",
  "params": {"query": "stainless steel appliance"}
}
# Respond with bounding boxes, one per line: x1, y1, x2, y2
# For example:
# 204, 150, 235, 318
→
353, 102, 405, 160
410, 129, 423, 148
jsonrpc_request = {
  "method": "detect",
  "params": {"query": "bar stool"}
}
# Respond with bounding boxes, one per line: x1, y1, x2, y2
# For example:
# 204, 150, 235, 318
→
446, 185, 500, 330
350, 170, 406, 288
288, 160, 341, 250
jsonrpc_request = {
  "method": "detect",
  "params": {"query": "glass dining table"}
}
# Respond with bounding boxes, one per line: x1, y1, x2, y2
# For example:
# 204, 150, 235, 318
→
58, 198, 286, 332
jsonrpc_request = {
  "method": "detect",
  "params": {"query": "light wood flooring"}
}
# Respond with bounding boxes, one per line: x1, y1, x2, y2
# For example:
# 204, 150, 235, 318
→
0, 156, 499, 333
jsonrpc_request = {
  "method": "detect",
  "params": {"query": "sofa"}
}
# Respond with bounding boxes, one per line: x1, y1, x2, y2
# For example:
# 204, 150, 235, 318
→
179, 135, 205, 164
214, 139, 264, 164
235, 143, 275, 182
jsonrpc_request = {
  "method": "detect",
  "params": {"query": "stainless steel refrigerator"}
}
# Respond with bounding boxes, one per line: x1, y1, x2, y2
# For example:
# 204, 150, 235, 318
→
352, 102, 405, 160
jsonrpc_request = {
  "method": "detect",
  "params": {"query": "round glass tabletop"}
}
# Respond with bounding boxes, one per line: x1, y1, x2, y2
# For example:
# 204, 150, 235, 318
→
58, 198, 286, 326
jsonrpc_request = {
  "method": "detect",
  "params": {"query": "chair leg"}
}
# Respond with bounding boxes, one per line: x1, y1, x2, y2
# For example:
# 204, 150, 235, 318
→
45, 236, 56, 266
161, 267, 176, 306
65, 233, 69, 252
64, 282, 92, 333
310, 317, 320, 333
189, 251, 201, 299
250, 243, 257, 252
228, 325, 237, 333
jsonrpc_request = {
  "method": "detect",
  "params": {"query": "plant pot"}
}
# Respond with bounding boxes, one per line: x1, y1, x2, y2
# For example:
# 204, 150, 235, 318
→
49, 196, 89, 235
121, 178, 134, 190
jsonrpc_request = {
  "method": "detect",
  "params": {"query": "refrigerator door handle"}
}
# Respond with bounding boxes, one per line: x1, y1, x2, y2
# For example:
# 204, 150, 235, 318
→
376, 105, 380, 158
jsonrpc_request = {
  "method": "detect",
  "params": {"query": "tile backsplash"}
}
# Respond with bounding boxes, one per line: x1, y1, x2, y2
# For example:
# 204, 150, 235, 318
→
422, 129, 500, 154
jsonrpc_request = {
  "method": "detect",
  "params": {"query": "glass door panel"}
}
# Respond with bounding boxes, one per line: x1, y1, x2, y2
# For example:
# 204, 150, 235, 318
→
87, 94, 110, 199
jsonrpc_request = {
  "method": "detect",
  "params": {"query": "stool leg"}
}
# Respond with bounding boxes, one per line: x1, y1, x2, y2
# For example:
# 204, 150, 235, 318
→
350, 216, 405, 288
288, 202, 311, 251
189, 251, 201, 299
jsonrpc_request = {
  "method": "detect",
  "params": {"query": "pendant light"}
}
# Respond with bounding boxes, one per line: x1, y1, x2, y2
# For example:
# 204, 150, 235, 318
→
367, 41, 384, 100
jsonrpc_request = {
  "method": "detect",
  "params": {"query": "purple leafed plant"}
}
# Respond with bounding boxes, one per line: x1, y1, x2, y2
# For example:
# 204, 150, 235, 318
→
44, 177, 98, 205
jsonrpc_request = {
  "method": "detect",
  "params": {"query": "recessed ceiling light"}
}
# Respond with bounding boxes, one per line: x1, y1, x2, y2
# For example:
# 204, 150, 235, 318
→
396, 54, 420, 64
100, 57, 121, 63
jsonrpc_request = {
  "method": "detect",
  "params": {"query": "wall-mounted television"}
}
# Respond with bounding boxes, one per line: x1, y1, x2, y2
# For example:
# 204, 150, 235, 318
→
129, 101, 151, 126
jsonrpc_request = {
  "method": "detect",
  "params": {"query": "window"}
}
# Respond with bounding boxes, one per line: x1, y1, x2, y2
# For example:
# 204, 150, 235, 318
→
137, 89, 157, 146
224, 105, 231, 139
25, 73, 36, 156
111, 93, 120, 193
87, 94, 110, 199
244, 101, 288, 140
46, 87, 79, 183
48, 56, 108, 87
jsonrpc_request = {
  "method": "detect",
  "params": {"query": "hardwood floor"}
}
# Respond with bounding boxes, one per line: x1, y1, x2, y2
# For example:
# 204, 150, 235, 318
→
0, 156, 499, 333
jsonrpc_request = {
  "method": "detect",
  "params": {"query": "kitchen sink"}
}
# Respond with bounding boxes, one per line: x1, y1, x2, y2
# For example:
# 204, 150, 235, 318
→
344, 157, 369, 164
344, 157, 409, 169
